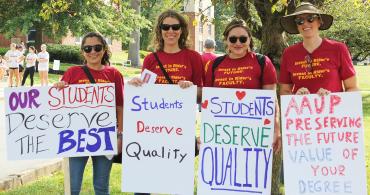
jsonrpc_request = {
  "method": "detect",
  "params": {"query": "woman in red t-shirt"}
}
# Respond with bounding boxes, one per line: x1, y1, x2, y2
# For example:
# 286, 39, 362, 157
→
279, 2, 358, 95
203, 19, 281, 153
129, 10, 203, 91
129, 9, 203, 195
54, 32, 124, 195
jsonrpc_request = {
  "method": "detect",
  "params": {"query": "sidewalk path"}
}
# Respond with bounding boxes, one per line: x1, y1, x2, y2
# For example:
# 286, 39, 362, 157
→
0, 78, 62, 191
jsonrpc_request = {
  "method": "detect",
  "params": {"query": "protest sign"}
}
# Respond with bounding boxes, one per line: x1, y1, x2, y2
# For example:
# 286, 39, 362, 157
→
5, 84, 117, 160
122, 84, 196, 195
197, 87, 276, 195
281, 92, 368, 195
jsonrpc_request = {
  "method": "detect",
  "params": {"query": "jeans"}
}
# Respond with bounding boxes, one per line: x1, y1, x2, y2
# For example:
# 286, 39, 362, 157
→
69, 156, 113, 195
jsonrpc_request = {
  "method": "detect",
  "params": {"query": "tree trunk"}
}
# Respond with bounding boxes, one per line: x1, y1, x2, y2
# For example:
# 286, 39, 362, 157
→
128, 0, 141, 67
34, 22, 44, 52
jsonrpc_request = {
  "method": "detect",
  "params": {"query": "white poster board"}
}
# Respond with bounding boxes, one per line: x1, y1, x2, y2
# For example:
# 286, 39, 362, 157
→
281, 92, 368, 195
122, 84, 196, 194
53, 60, 60, 70
197, 87, 276, 195
4, 84, 117, 160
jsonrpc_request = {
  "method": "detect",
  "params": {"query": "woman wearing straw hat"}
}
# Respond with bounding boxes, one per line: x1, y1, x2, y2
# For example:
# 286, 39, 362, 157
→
279, 2, 358, 95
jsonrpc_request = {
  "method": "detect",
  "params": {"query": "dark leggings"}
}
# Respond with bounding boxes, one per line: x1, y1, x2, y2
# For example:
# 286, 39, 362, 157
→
21, 66, 35, 86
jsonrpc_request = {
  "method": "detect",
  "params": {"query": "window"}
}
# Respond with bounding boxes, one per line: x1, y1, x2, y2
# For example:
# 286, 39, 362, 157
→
27, 30, 36, 43
199, 41, 203, 52
199, 21, 203, 34
208, 24, 212, 35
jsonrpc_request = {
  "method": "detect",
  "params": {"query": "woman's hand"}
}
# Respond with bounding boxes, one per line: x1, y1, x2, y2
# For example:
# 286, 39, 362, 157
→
128, 77, 144, 87
53, 81, 68, 89
317, 88, 331, 96
295, 87, 310, 95
178, 80, 193, 89
272, 127, 282, 154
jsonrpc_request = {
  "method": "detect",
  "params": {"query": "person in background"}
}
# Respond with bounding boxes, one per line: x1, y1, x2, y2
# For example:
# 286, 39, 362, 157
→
4, 43, 22, 87
37, 44, 50, 86
203, 19, 282, 153
16, 44, 25, 83
54, 32, 124, 195
21, 46, 37, 86
201, 38, 217, 81
279, 2, 358, 95
128, 9, 203, 195
0, 55, 8, 81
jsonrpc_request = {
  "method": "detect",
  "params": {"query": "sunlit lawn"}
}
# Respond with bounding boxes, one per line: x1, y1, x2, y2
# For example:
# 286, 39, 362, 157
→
2, 66, 369, 195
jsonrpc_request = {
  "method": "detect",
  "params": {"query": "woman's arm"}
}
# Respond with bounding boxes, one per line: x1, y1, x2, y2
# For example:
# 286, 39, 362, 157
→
343, 75, 359, 92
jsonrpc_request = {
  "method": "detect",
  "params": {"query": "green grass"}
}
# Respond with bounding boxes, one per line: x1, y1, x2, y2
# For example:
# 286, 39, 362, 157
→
3, 66, 370, 195
356, 66, 370, 91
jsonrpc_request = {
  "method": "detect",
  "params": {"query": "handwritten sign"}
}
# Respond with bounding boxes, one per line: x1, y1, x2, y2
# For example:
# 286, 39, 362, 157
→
122, 84, 196, 194
197, 87, 276, 195
281, 92, 368, 195
5, 84, 117, 160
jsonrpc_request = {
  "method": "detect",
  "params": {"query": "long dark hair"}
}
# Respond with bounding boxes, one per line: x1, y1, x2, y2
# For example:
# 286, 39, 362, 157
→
151, 10, 190, 51
81, 32, 111, 65
28, 46, 37, 54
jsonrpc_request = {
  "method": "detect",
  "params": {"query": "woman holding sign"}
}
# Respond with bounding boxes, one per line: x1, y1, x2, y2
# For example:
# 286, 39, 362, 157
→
54, 32, 124, 195
279, 2, 359, 95
203, 19, 282, 153
128, 9, 203, 195
128, 9, 203, 93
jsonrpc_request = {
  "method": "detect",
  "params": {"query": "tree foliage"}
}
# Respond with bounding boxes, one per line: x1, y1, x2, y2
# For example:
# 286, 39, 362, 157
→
140, 0, 183, 50
0, 0, 150, 49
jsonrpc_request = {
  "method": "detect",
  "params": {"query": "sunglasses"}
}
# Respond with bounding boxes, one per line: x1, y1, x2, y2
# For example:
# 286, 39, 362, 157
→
294, 14, 320, 25
82, 44, 104, 53
305, 54, 314, 73
160, 24, 181, 31
228, 36, 248, 44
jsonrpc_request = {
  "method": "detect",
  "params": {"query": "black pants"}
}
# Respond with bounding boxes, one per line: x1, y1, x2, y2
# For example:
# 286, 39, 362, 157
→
22, 66, 35, 86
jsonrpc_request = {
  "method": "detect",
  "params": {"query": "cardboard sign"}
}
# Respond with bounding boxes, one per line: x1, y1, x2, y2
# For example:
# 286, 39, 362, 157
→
4, 84, 117, 160
197, 87, 276, 195
281, 92, 368, 195
122, 84, 196, 195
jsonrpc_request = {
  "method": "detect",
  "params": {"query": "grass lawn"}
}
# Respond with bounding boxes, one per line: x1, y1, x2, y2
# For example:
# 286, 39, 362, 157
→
2, 66, 369, 195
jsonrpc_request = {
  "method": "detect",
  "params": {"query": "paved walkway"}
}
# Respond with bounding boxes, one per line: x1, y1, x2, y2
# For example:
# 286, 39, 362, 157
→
0, 77, 63, 191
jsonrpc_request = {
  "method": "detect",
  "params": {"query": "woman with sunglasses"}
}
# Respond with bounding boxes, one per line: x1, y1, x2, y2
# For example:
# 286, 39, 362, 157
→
203, 19, 281, 152
54, 32, 124, 195
37, 44, 50, 86
129, 9, 203, 89
129, 9, 203, 195
279, 2, 358, 95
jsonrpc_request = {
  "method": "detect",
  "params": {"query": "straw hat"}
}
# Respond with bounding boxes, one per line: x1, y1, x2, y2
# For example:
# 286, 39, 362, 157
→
280, 2, 333, 34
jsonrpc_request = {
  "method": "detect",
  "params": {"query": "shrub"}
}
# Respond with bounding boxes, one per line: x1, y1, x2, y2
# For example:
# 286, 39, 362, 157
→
139, 50, 150, 58
0, 47, 8, 56
47, 44, 83, 65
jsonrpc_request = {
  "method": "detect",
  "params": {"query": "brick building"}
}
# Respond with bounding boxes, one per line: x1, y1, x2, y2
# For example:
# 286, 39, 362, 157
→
183, 0, 215, 53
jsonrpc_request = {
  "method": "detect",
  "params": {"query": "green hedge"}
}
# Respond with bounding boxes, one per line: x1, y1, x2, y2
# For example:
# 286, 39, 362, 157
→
0, 47, 8, 56
47, 44, 83, 65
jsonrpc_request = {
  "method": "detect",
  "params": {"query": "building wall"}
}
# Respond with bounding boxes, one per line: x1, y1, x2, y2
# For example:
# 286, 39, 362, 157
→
183, 0, 215, 53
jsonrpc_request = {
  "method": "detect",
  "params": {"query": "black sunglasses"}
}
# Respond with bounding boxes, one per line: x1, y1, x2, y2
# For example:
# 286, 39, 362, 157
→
228, 36, 248, 44
82, 44, 104, 53
294, 14, 320, 25
305, 54, 314, 73
160, 24, 181, 31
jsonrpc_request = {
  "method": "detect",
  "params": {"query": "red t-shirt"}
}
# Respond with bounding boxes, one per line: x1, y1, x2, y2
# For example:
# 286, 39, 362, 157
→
201, 52, 217, 82
61, 65, 124, 107
142, 49, 203, 86
204, 52, 277, 89
279, 39, 356, 93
